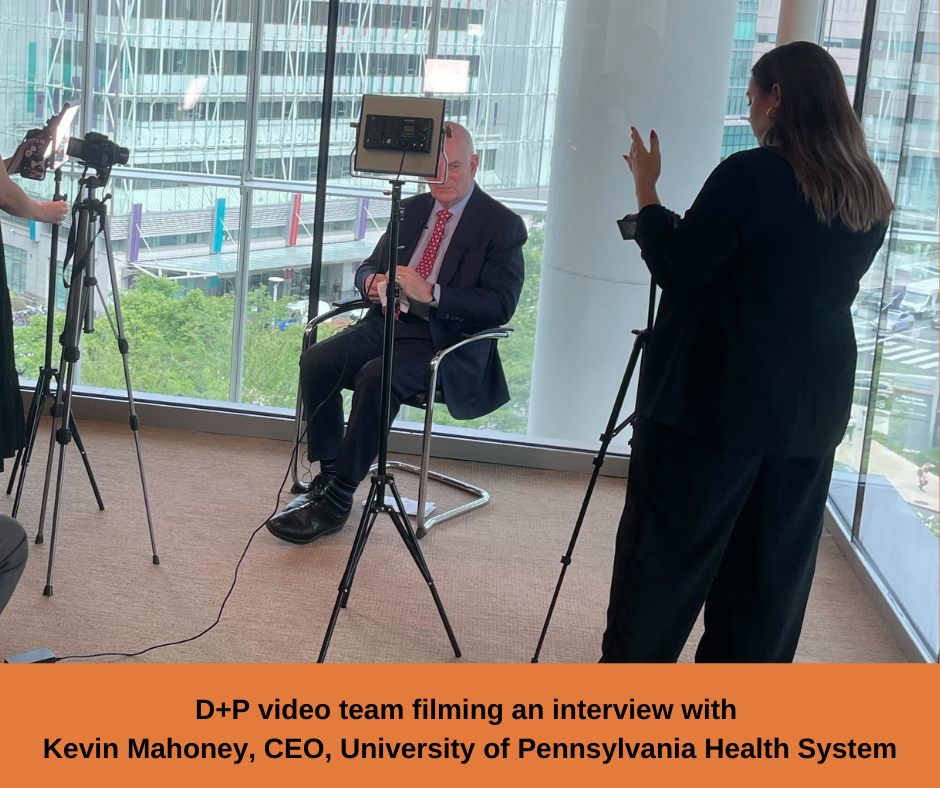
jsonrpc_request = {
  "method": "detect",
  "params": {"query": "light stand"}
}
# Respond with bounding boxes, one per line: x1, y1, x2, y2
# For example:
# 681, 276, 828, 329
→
6, 166, 104, 520
35, 170, 158, 596
318, 177, 461, 662
531, 278, 658, 663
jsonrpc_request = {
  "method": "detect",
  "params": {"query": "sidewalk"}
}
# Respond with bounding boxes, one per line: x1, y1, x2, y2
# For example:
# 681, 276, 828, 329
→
867, 439, 939, 513
836, 404, 938, 514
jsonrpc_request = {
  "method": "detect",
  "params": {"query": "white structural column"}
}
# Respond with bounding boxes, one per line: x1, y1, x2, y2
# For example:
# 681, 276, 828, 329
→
527, 0, 738, 448
777, 0, 826, 44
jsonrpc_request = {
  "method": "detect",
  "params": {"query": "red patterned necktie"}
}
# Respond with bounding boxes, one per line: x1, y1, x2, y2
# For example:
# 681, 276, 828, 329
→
415, 208, 452, 279
386, 208, 452, 320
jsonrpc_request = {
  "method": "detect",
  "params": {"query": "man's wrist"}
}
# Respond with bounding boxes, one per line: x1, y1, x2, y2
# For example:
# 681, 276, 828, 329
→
412, 281, 434, 304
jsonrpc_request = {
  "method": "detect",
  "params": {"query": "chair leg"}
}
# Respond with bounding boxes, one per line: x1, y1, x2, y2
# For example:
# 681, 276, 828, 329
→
415, 382, 437, 535
367, 368, 490, 538
378, 460, 490, 539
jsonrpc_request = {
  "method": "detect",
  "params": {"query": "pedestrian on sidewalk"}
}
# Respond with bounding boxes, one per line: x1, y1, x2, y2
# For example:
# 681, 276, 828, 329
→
917, 463, 935, 492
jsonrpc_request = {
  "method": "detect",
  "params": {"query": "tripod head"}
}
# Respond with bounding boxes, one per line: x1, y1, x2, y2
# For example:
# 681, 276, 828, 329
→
78, 171, 111, 191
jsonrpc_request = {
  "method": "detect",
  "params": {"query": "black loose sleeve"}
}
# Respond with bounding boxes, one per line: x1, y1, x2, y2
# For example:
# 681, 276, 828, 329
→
634, 154, 755, 293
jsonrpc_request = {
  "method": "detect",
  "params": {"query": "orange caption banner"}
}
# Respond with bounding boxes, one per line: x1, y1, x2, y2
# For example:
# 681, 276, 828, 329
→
1, 664, 937, 786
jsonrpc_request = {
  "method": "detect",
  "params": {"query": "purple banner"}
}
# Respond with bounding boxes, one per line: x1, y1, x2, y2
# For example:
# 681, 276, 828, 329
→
356, 198, 370, 240
128, 203, 143, 263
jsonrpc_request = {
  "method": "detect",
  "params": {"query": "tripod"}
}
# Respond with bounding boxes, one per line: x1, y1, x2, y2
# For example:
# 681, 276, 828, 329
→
6, 167, 103, 520
36, 172, 158, 596
531, 278, 658, 663
318, 179, 461, 663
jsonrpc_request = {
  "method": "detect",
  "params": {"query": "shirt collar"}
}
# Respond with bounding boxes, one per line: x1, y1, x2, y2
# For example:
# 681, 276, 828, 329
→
431, 182, 475, 223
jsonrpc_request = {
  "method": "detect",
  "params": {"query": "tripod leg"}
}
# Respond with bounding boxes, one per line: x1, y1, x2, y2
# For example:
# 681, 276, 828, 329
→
388, 480, 461, 658
69, 417, 105, 510
38, 277, 85, 545
319, 483, 380, 663
340, 482, 378, 609
5, 449, 23, 496
101, 223, 159, 565
5, 403, 33, 495
43, 422, 72, 597
7, 367, 51, 496
35, 400, 61, 545
341, 487, 379, 610
42, 231, 95, 591
10, 383, 49, 517
531, 325, 649, 663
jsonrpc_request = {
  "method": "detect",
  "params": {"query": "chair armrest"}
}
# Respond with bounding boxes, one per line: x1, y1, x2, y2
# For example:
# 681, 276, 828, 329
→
302, 297, 367, 351
461, 326, 514, 340
431, 326, 513, 371
333, 295, 366, 310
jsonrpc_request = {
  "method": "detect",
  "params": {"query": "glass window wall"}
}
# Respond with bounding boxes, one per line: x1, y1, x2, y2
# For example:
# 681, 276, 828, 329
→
830, 0, 939, 660
0, 3, 936, 658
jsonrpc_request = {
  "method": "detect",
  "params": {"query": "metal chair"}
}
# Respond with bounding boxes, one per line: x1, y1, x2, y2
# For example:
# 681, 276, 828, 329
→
290, 296, 512, 539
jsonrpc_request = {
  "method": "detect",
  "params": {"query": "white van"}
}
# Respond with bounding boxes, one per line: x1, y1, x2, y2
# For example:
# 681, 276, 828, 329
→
900, 278, 940, 319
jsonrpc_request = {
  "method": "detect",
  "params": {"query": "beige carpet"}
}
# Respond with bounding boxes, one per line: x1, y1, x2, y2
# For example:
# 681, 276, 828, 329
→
0, 419, 906, 663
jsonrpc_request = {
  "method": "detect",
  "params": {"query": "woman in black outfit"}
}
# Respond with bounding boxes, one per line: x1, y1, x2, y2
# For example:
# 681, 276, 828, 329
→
0, 139, 67, 468
0, 133, 69, 613
602, 42, 894, 663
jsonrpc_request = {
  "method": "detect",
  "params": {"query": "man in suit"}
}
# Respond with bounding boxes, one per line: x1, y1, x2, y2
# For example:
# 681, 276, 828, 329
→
266, 123, 526, 545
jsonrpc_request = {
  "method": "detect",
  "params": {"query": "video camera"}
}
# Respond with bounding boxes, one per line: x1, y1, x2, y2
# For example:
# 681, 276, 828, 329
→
18, 103, 80, 181
66, 131, 130, 188
67, 132, 130, 171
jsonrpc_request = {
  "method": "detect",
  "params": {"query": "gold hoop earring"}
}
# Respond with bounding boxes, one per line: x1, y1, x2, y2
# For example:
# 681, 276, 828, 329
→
766, 107, 778, 120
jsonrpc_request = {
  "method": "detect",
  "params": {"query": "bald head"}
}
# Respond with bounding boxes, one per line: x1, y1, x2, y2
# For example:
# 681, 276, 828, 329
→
445, 122, 475, 157
430, 121, 479, 208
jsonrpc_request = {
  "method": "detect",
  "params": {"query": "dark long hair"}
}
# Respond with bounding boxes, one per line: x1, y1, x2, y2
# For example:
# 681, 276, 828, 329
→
752, 41, 894, 232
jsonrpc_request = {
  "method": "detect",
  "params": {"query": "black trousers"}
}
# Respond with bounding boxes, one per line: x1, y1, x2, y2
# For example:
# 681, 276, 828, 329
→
0, 514, 27, 617
601, 418, 835, 663
299, 314, 434, 484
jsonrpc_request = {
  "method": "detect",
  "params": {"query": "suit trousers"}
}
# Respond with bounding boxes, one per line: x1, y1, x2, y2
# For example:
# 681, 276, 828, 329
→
601, 417, 835, 663
0, 514, 27, 617
299, 313, 434, 484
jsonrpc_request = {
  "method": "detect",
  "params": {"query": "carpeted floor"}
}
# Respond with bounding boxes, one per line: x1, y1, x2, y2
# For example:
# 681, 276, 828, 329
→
0, 419, 906, 663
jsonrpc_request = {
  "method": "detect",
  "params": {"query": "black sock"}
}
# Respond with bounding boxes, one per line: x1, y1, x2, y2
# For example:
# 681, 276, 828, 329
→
318, 456, 338, 480
324, 474, 357, 517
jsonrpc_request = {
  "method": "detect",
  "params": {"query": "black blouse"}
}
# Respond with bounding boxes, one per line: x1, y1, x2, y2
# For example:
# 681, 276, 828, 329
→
0, 222, 26, 469
633, 146, 886, 458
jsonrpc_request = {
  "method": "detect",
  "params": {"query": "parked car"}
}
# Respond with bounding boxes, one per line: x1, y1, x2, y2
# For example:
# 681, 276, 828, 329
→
886, 310, 914, 333
854, 371, 893, 410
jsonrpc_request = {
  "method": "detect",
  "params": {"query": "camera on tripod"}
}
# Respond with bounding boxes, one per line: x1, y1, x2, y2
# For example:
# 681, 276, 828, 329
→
67, 132, 129, 186
68, 132, 129, 170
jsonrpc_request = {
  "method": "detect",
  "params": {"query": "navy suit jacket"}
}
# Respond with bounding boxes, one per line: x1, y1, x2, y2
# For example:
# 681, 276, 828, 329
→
355, 185, 527, 420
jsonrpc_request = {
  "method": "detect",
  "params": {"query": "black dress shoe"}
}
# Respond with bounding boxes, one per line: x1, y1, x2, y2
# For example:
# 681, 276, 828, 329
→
285, 474, 333, 511
266, 497, 351, 545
